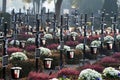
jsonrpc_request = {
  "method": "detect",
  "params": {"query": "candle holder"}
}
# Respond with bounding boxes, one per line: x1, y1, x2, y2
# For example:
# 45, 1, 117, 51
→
41, 38, 46, 47
67, 49, 74, 59
11, 67, 22, 79
44, 58, 53, 69
19, 41, 26, 48
90, 46, 97, 54
106, 41, 113, 50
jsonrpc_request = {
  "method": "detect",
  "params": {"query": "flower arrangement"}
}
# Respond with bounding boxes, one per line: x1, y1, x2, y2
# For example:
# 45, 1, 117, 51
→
10, 52, 28, 61
103, 67, 120, 79
44, 34, 53, 39
76, 43, 90, 51
100, 57, 119, 64
57, 45, 70, 52
78, 69, 102, 80
81, 64, 104, 73
57, 68, 79, 79
65, 41, 79, 47
100, 57, 120, 68
46, 44, 59, 50
28, 71, 49, 80
104, 35, 114, 42
70, 32, 78, 37
18, 33, 34, 40
112, 52, 120, 60
38, 47, 52, 56
91, 40, 101, 47
7, 47, 23, 55
25, 45, 36, 52
9, 40, 20, 46
27, 38, 35, 43
95, 30, 101, 35
116, 34, 120, 41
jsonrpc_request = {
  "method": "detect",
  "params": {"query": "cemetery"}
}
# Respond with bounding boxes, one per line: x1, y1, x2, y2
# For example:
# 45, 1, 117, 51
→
1, 0, 120, 80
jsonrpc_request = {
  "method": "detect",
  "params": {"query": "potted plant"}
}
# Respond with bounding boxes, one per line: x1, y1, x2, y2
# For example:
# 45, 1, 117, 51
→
70, 31, 78, 41
104, 35, 114, 50
38, 47, 53, 69
10, 52, 28, 61
78, 68, 102, 80
103, 67, 120, 80
90, 40, 101, 54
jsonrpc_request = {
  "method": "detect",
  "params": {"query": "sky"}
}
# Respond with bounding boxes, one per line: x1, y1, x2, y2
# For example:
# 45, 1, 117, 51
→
0, 0, 55, 13
0, 0, 120, 13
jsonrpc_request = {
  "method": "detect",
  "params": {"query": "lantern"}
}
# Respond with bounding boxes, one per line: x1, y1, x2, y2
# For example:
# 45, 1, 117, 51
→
11, 67, 22, 79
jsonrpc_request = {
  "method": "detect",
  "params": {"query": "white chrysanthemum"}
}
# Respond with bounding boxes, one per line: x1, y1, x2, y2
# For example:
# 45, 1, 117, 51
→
10, 52, 28, 61
76, 43, 90, 51
95, 30, 101, 35
44, 34, 53, 39
103, 67, 120, 78
91, 40, 101, 47
38, 47, 52, 56
78, 69, 102, 80
57, 45, 70, 52
116, 34, 120, 41
9, 40, 20, 46
104, 35, 114, 42
27, 38, 35, 43
70, 32, 78, 37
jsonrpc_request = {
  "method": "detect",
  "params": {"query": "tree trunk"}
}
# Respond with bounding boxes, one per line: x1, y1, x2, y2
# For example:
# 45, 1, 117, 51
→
55, 0, 63, 22
2, 0, 6, 12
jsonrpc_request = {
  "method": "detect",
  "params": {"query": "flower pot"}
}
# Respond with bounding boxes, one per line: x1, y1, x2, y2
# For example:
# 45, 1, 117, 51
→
11, 67, 22, 79
41, 38, 46, 47
72, 36, 76, 41
44, 58, 53, 69
19, 41, 26, 48
106, 42, 113, 50
67, 50, 74, 59
90, 46, 97, 54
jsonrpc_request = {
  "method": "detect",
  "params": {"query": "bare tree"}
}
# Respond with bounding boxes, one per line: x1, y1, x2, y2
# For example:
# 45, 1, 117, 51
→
55, 0, 63, 21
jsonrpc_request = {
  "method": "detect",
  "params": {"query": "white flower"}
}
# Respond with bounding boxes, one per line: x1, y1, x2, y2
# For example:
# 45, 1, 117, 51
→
70, 32, 78, 37
10, 52, 28, 61
57, 45, 70, 52
44, 34, 53, 39
38, 47, 52, 56
76, 43, 90, 51
116, 34, 120, 41
103, 67, 120, 78
104, 35, 114, 42
78, 69, 102, 80
9, 40, 20, 46
95, 30, 101, 35
91, 40, 101, 47
27, 38, 35, 43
